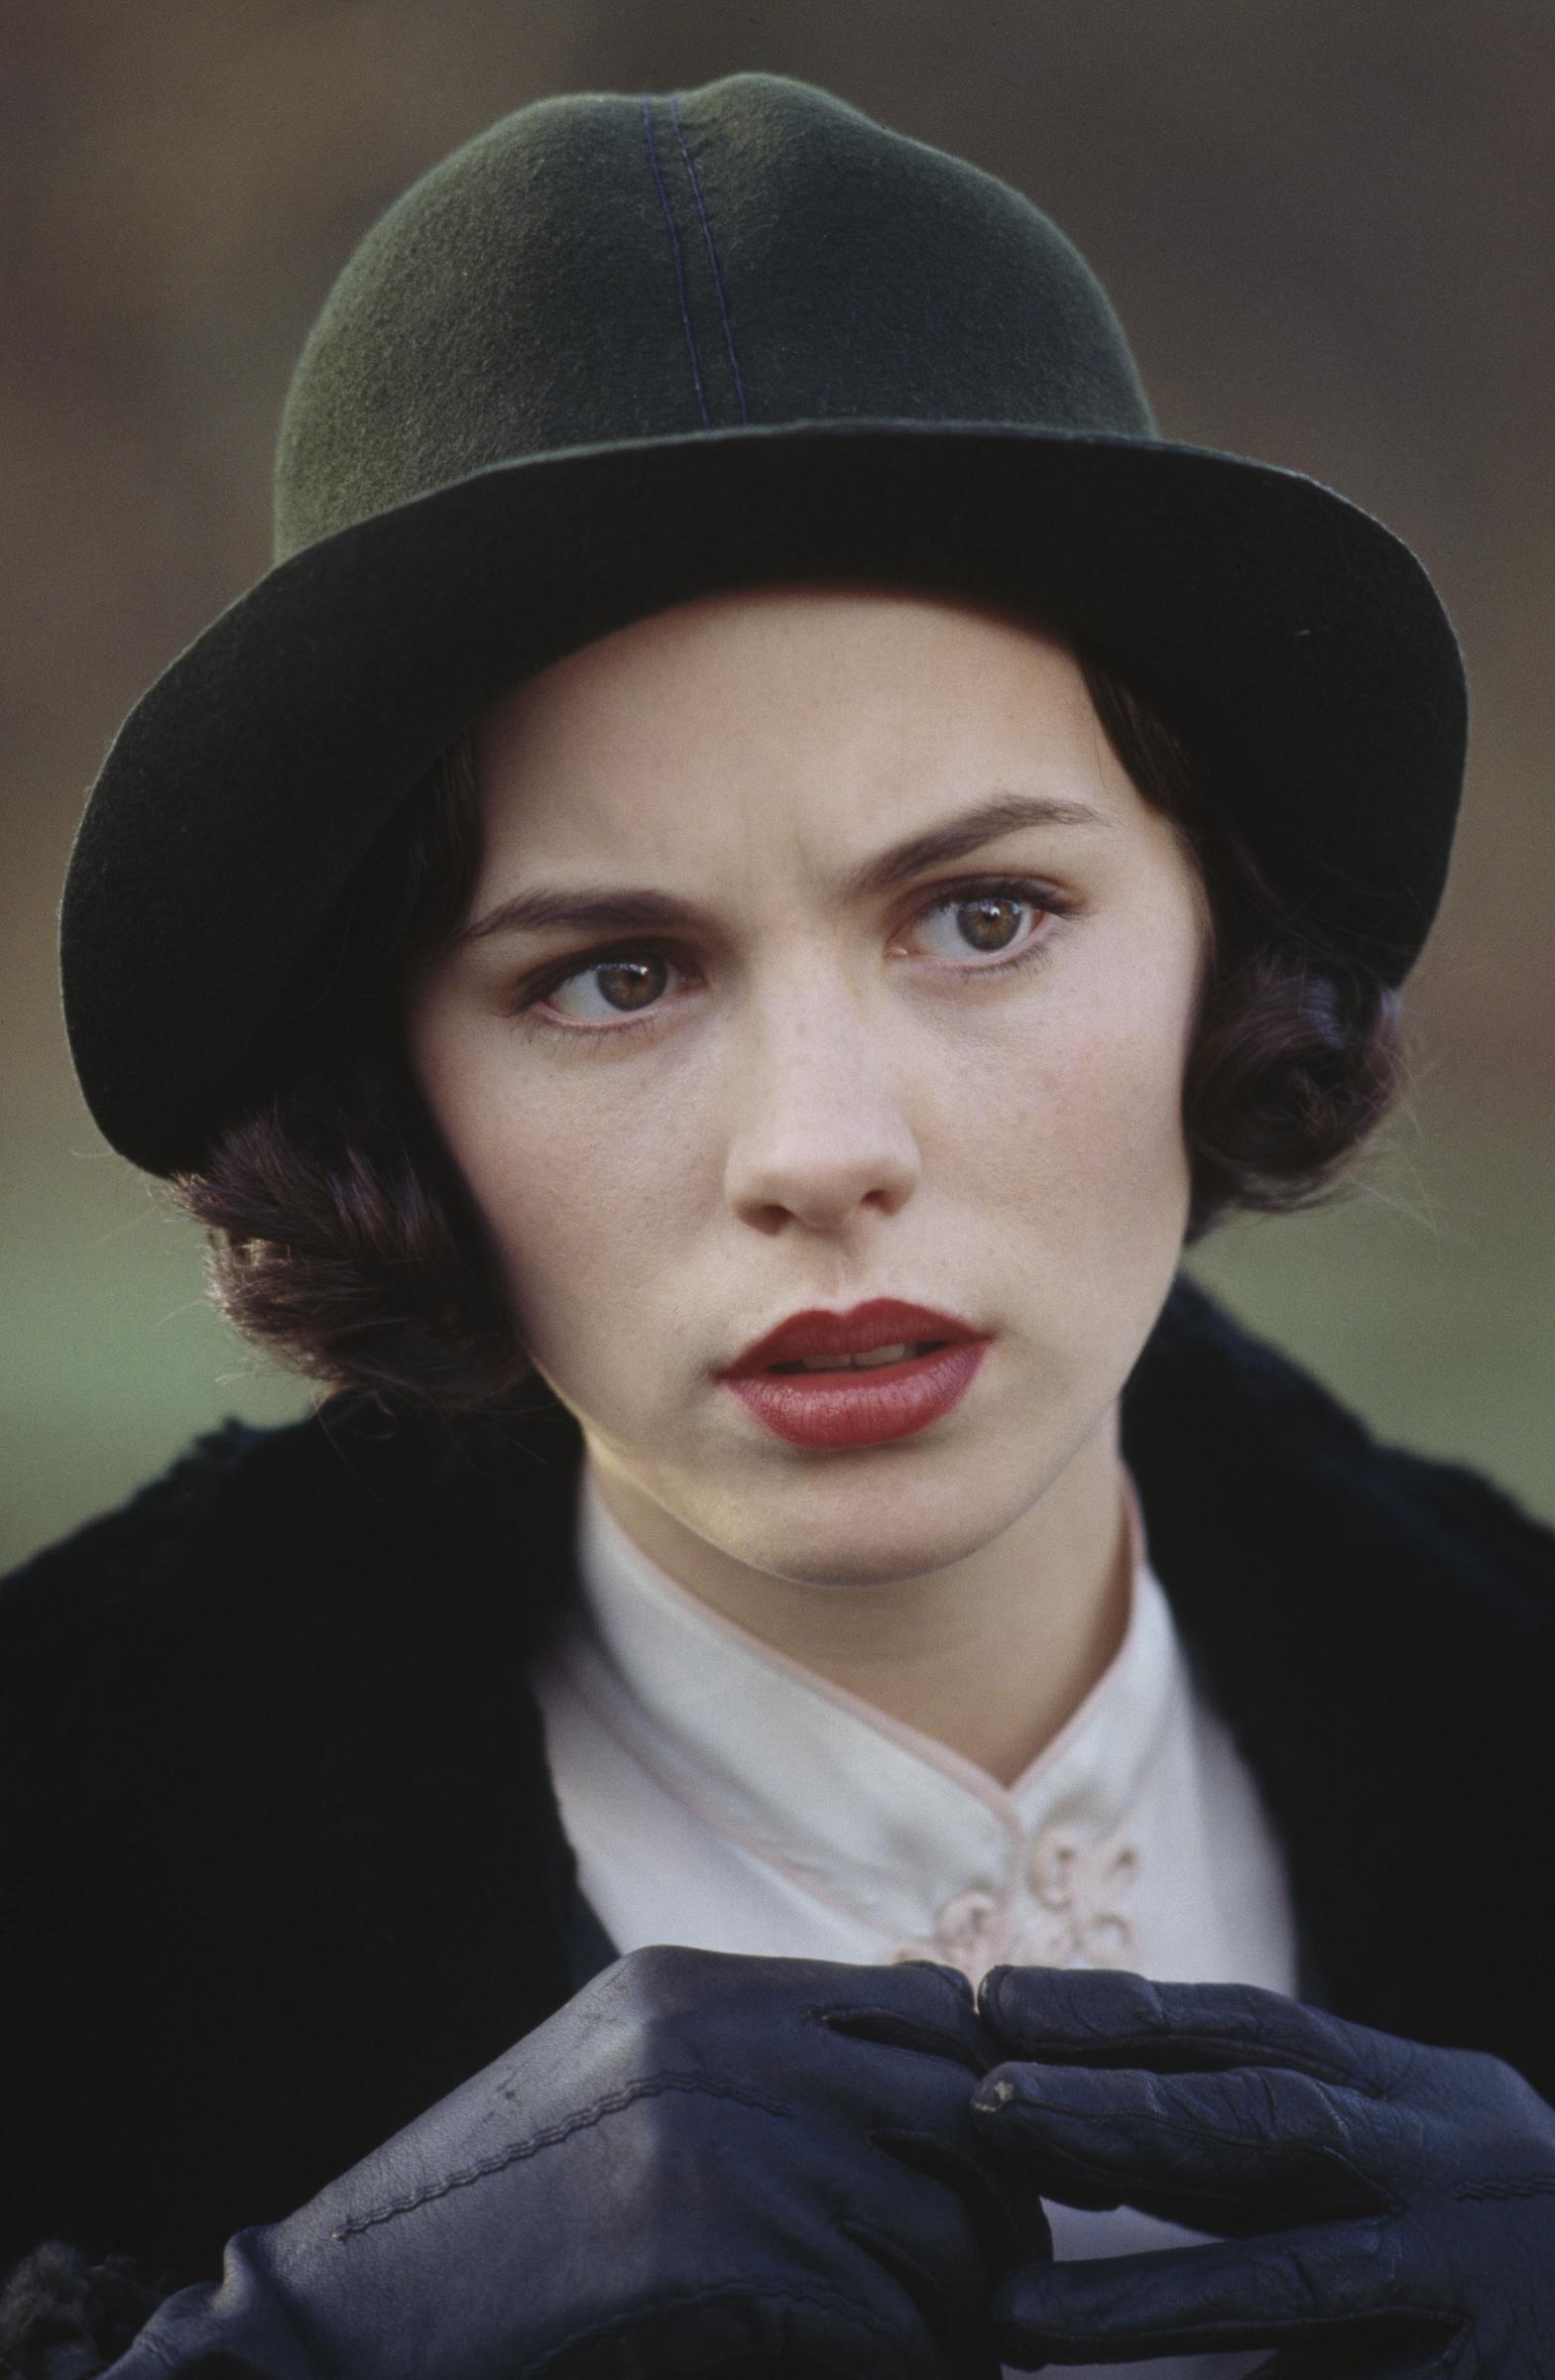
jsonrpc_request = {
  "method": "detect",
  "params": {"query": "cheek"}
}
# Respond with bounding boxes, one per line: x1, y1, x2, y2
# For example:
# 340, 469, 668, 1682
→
427, 1046, 698, 1357
963, 953, 1195, 1241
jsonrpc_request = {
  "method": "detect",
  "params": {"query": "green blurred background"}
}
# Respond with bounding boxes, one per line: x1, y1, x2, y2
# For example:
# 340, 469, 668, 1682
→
5, 0, 1551, 1569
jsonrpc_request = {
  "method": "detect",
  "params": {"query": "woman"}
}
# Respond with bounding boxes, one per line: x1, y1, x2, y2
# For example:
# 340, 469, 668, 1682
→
4, 68, 1553, 2380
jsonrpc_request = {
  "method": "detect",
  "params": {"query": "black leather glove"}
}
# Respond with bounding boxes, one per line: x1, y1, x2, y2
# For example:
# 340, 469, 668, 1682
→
970, 1963, 1555, 2374
103, 1947, 1049, 2380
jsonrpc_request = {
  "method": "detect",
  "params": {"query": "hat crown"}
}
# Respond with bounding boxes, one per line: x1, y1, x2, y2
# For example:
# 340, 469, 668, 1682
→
60, 71, 1464, 1177
274, 72, 1154, 560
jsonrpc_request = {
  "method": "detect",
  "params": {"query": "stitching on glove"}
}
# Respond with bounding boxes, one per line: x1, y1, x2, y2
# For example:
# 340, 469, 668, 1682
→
1449, 2172, 1555, 2201
1014, 2297, 1461, 2352
992, 2026, 1388, 2097
328, 2074, 793, 2239
524, 2276, 902, 2376
992, 2100, 1407, 2222
809, 2001, 984, 2073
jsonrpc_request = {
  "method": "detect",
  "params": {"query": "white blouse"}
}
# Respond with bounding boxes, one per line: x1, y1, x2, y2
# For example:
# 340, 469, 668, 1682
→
530, 1461, 1301, 2380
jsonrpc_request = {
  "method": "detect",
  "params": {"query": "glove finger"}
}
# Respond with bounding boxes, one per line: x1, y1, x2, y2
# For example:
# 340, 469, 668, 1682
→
993, 2217, 1451, 2367
971, 2060, 1395, 2233
871, 2118, 1055, 2276
590, 2271, 960, 2380
1252, 2345, 1459, 2380
977, 1967, 1407, 2098
835, 2213, 1002, 2380
810, 2123, 1021, 2380
814, 1960, 989, 2076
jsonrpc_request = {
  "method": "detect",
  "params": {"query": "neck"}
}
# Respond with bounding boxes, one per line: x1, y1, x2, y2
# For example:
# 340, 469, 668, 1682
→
585, 1416, 1134, 1790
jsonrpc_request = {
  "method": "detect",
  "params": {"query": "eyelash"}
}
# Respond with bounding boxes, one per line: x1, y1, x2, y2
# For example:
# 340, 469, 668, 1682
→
506, 875, 1078, 1044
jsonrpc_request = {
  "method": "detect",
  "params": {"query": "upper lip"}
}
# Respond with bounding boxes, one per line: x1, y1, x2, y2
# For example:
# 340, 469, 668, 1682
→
721, 1299, 986, 1377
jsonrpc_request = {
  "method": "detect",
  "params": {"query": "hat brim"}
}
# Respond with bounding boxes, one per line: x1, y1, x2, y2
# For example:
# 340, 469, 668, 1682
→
61, 419, 1466, 1174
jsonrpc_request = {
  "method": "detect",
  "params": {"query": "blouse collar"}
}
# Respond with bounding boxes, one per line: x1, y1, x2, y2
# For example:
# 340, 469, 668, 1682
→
564, 1458, 1183, 1974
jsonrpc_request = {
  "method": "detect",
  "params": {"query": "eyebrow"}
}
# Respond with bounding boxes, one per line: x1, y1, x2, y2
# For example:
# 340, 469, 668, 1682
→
455, 791, 1112, 948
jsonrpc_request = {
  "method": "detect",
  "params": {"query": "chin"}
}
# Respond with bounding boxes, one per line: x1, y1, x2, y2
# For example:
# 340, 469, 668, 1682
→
763, 1537, 985, 1592
725, 1459, 1044, 1592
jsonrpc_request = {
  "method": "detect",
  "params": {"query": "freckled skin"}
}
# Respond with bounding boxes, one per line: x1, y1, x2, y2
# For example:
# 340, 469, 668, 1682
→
407, 583, 1212, 1783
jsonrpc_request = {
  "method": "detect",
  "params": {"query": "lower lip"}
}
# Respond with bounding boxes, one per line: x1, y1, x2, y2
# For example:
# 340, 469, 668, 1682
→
723, 1341, 991, 1449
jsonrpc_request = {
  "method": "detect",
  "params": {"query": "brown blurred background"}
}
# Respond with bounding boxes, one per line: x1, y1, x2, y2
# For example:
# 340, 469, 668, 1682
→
5, 0, 1551, 1570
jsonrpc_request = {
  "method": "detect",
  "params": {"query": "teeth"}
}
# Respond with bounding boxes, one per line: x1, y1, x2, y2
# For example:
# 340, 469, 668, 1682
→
849, 1342, 913, 1369
794, 1342, 917, 1372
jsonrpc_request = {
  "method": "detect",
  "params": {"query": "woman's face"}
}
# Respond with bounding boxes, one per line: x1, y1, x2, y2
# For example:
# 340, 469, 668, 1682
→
408, 585, 1210, 1591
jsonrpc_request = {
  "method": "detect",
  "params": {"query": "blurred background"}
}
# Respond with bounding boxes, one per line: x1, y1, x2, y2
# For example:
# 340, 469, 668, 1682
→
5, 0, 1551, 1569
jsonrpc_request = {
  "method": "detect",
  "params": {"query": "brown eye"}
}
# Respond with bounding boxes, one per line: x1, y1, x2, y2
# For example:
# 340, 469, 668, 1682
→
911, 885, 1052, 964
594, 957, 666, 1011
956, 894, 1026, 953
545, 952, 676, 1020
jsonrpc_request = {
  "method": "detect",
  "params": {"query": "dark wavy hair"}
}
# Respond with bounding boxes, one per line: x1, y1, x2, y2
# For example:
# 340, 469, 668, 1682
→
170, 641, 1407, 1415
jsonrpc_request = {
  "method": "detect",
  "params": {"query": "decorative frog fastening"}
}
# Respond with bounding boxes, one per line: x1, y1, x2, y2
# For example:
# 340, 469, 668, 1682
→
892, 1825, 1140, 1981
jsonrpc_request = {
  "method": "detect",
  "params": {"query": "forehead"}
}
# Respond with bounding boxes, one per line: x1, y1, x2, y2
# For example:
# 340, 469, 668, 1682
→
468, 582, 1135, 865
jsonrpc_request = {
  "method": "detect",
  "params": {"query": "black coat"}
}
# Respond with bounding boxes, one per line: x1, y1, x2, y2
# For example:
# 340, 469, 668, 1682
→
3, 1273, 1553, 2376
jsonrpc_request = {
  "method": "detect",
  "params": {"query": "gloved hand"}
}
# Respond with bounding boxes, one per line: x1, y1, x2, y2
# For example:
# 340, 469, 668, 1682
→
103, 1946, 1050, 2380
968, 1964, 1555, 2374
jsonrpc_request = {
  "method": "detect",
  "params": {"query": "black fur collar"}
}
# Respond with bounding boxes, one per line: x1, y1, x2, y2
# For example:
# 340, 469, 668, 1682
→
1121, 1275, 1555, 2086
2, 1271, 1552, 2313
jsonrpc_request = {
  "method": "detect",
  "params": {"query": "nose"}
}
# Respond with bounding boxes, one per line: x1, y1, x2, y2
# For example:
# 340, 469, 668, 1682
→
722, 967, 922, 1235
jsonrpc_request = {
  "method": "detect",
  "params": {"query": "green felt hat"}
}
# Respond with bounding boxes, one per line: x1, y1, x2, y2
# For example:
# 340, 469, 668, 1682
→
60, 71, 1467, 1176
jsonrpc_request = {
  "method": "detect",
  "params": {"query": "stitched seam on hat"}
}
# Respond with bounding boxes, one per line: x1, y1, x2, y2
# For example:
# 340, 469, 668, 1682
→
640, 95, 711, 429
669, 91, 749, 423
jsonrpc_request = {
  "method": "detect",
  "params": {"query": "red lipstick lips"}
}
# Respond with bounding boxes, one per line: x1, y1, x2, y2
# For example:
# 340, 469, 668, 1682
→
720, 1299, 991, 1450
